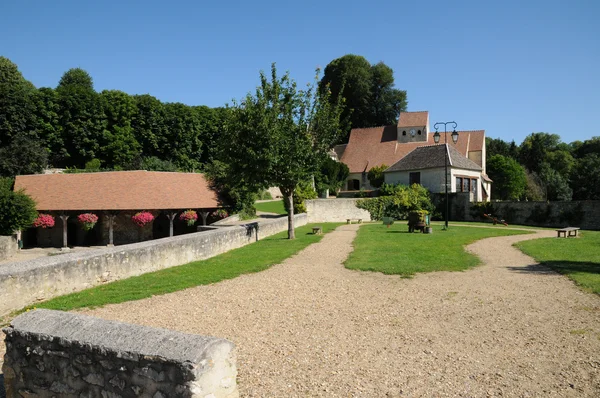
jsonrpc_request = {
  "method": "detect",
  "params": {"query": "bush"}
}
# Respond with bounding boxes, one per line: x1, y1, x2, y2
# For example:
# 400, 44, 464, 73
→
259, 190, 273, 200
367, 164, 388, 188
356, 183, 433, 221
0, 188, 38, 235
283, 181, 317, 214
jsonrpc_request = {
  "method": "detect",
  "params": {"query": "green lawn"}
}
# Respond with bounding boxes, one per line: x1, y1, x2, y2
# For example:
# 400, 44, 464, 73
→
345, 223, 531, 276
28, 223, 341, 312
515, 231, 600, 294
430, 221, 555, 230
255, 200, 286, 214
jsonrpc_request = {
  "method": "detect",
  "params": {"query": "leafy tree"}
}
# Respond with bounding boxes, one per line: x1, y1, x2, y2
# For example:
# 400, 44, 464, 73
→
518, 132, 561, 174
367, 164, 388, 188
204, 159, 258, 219
131, 94, 167, 159
56, 68, 106, 167
0, 133, 48, 177
283, 180, 318, 214
356, 183, 433, 221
139, 156, 179, 172
314, 156, 349, 194
572, 136, 600, 159
163, 103, 203, 171
545, 150, 574, 178
320, 54, 406, 139
0, 57, 38, 148
99, 90, 141, 168
32, 87, 65, 166
487, 155, 527, 200
523, 169, 545, 201
222, 64, 342, 239
571, 154, 600, 200
486, 137, 519, 160
540, 165, 572, 201
0, 187, 38, 235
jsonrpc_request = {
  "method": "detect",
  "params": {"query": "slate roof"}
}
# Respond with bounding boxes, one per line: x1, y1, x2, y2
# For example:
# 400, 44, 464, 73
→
14, 171, 220, 211
340, 126, 485, 173
397, 111, 428, 127
385, 144, 482, 172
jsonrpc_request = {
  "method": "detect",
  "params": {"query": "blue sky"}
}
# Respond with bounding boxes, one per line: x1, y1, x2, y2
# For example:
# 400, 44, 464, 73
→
2, 0, 598, 144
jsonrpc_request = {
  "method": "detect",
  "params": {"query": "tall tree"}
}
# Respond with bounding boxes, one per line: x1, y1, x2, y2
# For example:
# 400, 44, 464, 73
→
486, 137, 519, 160
99, 90, 140, 168
131, 94, 167, 159
32, 87, 65, 167
487, 155, 527, 200
0, 57, 38, 148
571, 154, 600, 200
518, 132, 561, 174
0, 133, 48, 177
163, 102, 203, 171
222, 64, 342, 239
320, 54, 406, 140
56, 68, 106, 167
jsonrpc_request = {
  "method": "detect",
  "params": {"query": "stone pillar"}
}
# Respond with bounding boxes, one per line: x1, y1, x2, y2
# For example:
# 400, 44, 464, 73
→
200, 211, 209, 226
59, 215, 69, 248
167, 212, 177, 237
107, 214, 117, 246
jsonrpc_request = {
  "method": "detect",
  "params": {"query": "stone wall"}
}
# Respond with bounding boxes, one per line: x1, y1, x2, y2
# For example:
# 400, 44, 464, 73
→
0, 236, 17, 262
305, 199, 371, 223
0, 214, 307, 317
452, 194, 600, 230
2, 309, 238, 398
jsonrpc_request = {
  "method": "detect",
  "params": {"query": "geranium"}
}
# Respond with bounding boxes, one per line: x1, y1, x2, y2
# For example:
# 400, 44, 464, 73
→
214, 209, 229, 219
33, 214, 55, 229
77, 213, 98, 231
132, 211, 154, 227
179, 210, 198, 226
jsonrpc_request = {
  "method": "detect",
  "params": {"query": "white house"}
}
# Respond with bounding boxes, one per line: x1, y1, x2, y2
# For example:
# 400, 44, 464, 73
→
337, 110, 492, 201
384, 144, 492, 201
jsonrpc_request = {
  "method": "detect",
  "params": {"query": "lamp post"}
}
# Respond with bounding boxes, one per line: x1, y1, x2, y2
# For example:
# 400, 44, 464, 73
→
433, 122, 458, 230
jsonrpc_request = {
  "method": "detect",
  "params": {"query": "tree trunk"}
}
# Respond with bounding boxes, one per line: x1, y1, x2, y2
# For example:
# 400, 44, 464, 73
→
286, 192, 295, 239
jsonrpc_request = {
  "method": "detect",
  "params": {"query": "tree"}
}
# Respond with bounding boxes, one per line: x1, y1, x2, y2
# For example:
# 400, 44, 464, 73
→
99, 90, 141, 168
56, 68, 106, 167
0, 187, 38, 235
518, 132, 561, 174
524, 169, 545, 201
487, 155, 527, 200
32, 87, 65, 166
486, 137, 519, 160
315, 156, 349, 194
320, 54, 406, 140
367, 164, 388, 188
131, 94, 167, 159
540, 165, 572, 201
0, 57, 38, 148
571, 154, 600, 200
0, 133, 48, 177
163, 103, 203, 171
222, 64, 342, 239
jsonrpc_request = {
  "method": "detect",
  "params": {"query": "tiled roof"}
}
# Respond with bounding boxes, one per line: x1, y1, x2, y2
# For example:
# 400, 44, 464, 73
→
14, 171, 219, 211
340, 126, 485, 173
397, 111, 428, 127
385, 144, 482, 172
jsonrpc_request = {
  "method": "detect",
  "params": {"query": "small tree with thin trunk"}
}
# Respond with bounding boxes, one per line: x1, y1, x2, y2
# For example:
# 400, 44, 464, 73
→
223, 64, 342, 239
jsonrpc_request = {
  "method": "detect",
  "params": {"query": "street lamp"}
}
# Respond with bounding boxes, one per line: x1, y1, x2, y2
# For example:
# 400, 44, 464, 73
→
433, 121, 458, 230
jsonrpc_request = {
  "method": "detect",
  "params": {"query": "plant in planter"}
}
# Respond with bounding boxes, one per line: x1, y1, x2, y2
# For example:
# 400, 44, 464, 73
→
214, 209, 229, 219
131, 211, 154, 227
32, 214, 55, 229
77, 213, 98, 231
179, 210, 198, 226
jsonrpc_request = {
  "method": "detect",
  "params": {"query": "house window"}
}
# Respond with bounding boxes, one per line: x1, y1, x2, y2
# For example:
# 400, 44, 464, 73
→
349, 179, 360, 190
402, 130, 406, 136
417, 130, 421, 135
456, 177, 462, 192
409, 172, 421, 185
463, 178, 470, 192
472, 179, 478, 196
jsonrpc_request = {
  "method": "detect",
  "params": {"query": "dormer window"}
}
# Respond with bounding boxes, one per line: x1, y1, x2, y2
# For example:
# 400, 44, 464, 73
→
402, 130, 406, 136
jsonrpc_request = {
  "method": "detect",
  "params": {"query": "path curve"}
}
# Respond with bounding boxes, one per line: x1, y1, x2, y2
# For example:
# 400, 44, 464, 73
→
79, 226, 599, 397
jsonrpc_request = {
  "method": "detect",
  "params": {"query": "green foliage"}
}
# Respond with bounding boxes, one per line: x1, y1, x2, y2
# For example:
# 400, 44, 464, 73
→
85, 158, 101, 171
487, 155, 527, 200
571, 153, 600, 200
319, 54, 407, 139
518, 132, 561, 174
516, 231, 600, 294
0, 186, 38, 235
524, 169, 545, 201
366, 164, 387, 188
283, 181, 317, 214
99, 90, 141, 168
259, 190, 273, 200
356, 183, 433, 221
486, 137, 519, 160
469, 201, 495, 220
221, 63, 342, 238
314, 156, 349, 194
29, 223, 343, 311
0, 177, 14, 191
540, 164, 572, 201
204, 159, 258, 217
345, 224, 529, 276
139, 156, 179, 172
0, 133, 48, 177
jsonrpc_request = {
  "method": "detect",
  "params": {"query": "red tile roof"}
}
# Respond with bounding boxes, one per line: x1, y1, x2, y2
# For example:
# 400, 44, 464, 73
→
14, 171, 220, 211
397, 111, 429, 127
340, 127, 485, 173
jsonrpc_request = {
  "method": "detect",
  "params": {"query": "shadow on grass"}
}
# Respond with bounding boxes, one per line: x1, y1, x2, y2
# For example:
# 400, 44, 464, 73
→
507, 260, 600, 276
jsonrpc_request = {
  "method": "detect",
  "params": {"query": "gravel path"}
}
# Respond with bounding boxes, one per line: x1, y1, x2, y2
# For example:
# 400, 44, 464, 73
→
7, 225, 600, 396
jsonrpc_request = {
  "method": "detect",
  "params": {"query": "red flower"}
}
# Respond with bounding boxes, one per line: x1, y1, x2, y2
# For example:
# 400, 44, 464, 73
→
179, 210, 198, 226
77, 213, 98, 231
132, 211, 154, 227
33, 214, 55, 228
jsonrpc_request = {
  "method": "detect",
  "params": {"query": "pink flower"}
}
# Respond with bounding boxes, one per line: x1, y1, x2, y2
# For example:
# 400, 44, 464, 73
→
132, 211, 154, 227
179, 210, 198, 226
77, 213, 98, 231
33, 214, 55, 228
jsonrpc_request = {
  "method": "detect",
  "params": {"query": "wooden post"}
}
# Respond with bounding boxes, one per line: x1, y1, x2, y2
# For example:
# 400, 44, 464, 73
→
200, 211, 209, 226
60, 215, 69, 248
107, 214, 116, 246
167, 212, 177, 237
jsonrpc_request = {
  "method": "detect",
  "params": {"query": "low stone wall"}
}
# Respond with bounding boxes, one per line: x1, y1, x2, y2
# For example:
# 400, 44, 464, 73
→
0, 214, 307, 317
452, 195, 600, 230
305, 199, 371, 223
2, 309, 238, 397
0, 236, 17, 262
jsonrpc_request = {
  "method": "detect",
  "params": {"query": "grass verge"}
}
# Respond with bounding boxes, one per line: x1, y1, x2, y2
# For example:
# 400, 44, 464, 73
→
27, 223, 342, 312
255, 200, 286, 215
515, 231, 600, 294
430, 221, 554, 230
345, 223, 530, 276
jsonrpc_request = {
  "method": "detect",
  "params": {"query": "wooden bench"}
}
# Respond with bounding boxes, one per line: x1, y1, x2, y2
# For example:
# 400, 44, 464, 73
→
346, 219, 363, 224
312, 226, 323, 235
556, 227, 580, 238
